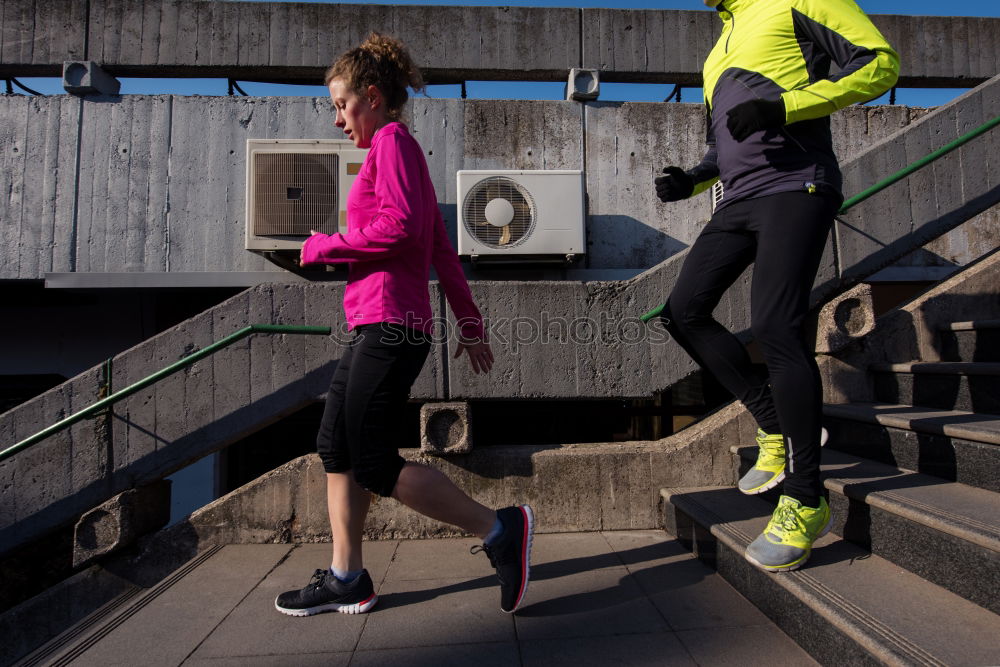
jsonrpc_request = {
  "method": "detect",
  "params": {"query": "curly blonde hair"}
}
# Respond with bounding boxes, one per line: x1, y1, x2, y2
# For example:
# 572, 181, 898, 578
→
325, 33, 425, 121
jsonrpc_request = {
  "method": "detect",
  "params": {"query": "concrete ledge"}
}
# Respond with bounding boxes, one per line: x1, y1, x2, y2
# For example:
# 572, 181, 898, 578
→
123, 400, 751, 552
823, 403, 1000, 447
869, 361, 1000, 375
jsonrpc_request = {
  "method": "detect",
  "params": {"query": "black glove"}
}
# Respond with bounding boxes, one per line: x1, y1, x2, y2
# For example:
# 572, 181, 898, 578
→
726, 98, 785, 142
654, 166, 694, 202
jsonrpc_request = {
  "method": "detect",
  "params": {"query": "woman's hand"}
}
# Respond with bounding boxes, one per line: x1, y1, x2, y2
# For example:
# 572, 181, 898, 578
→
299, 229, 321, 267
454, 339, 494, 374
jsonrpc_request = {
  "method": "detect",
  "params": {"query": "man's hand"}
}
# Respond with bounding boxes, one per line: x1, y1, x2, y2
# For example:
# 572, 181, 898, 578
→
454, 339, 494, 374
654, 166, 694, 202
726, 98, 785, 142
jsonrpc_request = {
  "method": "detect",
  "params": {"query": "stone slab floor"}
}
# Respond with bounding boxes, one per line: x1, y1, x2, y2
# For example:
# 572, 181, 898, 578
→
38, 531, 817, 666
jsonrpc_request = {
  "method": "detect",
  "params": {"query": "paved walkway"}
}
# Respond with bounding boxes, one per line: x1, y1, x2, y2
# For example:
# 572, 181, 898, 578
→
40, 531, 816, 666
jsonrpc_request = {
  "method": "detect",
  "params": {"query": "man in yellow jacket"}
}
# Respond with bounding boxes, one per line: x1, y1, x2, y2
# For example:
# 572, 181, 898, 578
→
655, 0, 899, 571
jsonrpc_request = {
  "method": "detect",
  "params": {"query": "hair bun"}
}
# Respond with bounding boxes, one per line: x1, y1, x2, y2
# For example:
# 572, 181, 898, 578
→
326, 33, 424, 121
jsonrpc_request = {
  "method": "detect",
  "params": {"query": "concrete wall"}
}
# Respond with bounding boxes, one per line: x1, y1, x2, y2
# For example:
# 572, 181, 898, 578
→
2, 2, 997, 86
4, 1, 995, 280
0, 95, 944, 279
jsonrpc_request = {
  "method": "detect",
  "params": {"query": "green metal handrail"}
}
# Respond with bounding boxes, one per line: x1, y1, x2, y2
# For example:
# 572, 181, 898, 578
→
639, 112, 1000, 323
0, 324, 331, 463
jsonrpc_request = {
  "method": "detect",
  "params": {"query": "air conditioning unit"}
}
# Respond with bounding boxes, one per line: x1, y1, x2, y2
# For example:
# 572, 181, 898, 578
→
245, 139, 367, 251
457, 170, 585, 262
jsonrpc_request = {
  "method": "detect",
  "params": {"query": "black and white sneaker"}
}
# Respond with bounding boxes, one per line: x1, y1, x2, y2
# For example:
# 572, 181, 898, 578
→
274, 568, 378, 616
472, 505, 534, 613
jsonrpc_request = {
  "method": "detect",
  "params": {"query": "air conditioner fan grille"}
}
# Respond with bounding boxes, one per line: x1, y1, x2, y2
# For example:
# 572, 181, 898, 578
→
253, 152, 339, 236
462, 176, 536, 249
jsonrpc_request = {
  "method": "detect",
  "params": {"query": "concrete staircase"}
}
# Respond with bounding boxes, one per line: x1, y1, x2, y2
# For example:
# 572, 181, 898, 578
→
661, 251, 1000, 665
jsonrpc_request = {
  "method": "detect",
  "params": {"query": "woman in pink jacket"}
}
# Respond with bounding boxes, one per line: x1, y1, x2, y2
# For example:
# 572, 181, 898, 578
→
275, 33, 533, 617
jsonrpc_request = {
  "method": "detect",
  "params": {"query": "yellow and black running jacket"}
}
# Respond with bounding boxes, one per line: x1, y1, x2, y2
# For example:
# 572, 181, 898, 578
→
688, 0, 899, 208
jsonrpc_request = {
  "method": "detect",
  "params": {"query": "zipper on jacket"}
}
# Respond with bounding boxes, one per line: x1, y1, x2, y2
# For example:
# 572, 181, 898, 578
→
719, 4, 734, 53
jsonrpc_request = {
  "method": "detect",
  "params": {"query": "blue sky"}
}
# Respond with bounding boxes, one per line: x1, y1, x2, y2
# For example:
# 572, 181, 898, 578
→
14, 0, 999, 107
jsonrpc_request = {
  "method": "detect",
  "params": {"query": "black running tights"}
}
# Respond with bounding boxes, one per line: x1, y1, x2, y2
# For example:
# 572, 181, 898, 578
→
662, 190, 838, 504
316, 323, 431, 497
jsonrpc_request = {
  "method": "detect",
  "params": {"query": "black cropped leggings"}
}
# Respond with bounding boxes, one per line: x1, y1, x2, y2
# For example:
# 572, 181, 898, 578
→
316, 323, 431, 497
662, 190, 838, 504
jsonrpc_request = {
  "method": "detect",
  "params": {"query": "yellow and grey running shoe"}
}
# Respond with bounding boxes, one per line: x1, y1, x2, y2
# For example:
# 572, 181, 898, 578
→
738, 429, 786, 495
744, 495, 832, 572
737, 427, 829, 495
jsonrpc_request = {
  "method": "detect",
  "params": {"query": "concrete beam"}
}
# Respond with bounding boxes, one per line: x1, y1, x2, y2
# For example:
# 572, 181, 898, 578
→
141, 399, 749, 546
84, 1, 580, 84
1, 1, 996, 87
0, 0, 87, 75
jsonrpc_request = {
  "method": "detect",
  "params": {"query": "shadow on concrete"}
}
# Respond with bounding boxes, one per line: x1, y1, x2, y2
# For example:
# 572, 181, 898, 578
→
587, 216, 688, 270
110, 360, 337, 487
435, 444, 563, 480
811, 184, 1000, 311
377, 538, 701, 618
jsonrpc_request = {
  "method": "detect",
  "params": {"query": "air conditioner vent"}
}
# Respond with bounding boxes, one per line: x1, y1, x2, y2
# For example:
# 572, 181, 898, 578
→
462, 176, 536, 248
253, 152, 339, 236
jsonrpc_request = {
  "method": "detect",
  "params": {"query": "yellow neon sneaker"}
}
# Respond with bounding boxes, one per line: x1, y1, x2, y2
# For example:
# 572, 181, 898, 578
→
745, 495, 832, 572
738, 429, 786, 495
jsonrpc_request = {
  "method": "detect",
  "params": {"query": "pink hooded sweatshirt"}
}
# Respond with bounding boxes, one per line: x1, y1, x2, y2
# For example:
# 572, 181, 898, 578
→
300, 122, 484, 340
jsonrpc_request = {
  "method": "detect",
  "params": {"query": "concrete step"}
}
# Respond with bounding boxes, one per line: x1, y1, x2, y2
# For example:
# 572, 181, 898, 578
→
823, 402, 1000, 445
733, 447, 1000, 614
661, 486, 1000, 667
940, 320, 1000, 362
871, 362, 1000, 414
822, 402, 1000, 493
